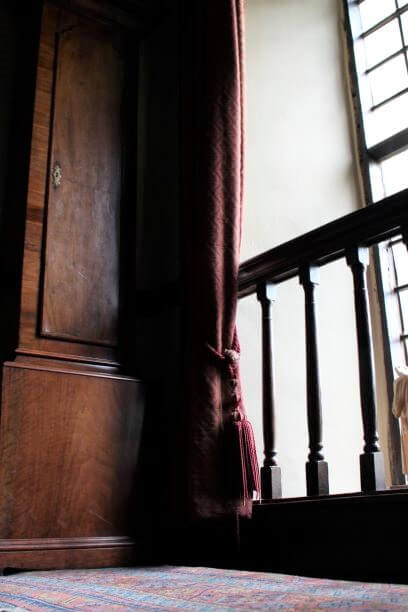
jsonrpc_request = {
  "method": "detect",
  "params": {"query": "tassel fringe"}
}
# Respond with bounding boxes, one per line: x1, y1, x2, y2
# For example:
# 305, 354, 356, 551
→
241, 416, 260, 497
224, 413, 260, 503
207, 332, 260, 505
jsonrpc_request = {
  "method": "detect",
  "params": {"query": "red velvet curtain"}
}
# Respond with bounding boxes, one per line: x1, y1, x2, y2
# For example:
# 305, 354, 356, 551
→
181, 0, 259, 520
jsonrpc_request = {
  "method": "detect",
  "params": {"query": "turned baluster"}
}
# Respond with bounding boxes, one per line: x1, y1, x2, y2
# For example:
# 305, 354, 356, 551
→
256, 282, 282, 500
346, 247, 385, 492
299, 265, 329, 496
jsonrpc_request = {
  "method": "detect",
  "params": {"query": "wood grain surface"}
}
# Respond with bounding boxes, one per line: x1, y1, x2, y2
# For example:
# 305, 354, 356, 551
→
0, 363, 144, 539
18, 3, 125, 364
42, 16, 123, 346
0, 543, 138, 570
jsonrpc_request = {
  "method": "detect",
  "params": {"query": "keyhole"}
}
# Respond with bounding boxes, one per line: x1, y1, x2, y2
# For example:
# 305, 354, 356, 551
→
52, 163, 62, 188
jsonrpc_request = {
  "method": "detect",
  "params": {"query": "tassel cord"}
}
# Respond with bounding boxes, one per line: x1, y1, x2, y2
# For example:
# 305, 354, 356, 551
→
206, 335, 260, 500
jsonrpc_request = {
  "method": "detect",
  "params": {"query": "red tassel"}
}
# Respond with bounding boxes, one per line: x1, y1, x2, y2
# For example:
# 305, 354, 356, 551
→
207, 334, 260, 505
241, 416, 260, 497
224, 413, 260, 502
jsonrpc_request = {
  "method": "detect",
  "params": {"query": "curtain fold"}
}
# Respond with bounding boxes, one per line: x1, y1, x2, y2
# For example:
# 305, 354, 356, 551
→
180, 0, 259, 520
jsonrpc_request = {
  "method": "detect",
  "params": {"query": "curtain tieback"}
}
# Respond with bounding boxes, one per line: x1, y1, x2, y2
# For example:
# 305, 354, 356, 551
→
206, 342, 260, 501
206, 343, 240, 406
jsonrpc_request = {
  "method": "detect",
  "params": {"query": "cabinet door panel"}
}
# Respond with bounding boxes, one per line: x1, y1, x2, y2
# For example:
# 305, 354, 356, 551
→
41, 20, 123, 346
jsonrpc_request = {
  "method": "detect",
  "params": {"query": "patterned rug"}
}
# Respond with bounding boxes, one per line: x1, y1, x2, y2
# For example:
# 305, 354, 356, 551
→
0, 565, 408, 610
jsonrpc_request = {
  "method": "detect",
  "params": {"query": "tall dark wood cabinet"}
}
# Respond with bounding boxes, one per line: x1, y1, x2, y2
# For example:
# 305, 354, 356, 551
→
0, 0, 153, 570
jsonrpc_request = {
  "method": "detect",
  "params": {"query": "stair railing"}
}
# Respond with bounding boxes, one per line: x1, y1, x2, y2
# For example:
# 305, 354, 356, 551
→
238, 188, 408, 500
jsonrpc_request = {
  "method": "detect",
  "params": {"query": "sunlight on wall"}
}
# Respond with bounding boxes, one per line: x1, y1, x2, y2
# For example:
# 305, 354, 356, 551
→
238, 0, 368, 498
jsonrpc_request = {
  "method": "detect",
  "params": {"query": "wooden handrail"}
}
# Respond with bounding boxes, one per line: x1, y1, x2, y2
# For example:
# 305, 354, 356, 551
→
238, 189, 408, 499
239, 188, 408, 298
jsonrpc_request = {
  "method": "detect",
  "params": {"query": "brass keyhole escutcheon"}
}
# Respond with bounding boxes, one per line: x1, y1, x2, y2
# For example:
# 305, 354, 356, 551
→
52, 162, 62, 188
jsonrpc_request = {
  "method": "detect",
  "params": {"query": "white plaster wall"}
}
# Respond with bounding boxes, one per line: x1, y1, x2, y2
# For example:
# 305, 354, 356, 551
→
238, 0, 370, 497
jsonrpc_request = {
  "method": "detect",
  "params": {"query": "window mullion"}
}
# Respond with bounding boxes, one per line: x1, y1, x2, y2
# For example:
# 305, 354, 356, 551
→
366, 47, 407, 75
371, 86, 408, 111
368, 127, 408, 161
396, 3, 408, 74
361, 4, 408, 38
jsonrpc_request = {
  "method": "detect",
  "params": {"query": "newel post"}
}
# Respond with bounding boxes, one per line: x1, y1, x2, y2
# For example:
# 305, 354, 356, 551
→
346, 247, 386, 492
256, 282, 282, 500
300, 265, 329, 496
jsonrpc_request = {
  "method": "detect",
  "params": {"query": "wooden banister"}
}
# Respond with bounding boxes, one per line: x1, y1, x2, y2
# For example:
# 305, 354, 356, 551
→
346, 247, 385, 491
256, 283, 282, 500
239, 188, 408, 498
239, 188, 408, 297
300, 265, 329, 496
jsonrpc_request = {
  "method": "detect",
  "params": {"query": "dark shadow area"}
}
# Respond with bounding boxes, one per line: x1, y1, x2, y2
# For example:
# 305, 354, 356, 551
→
240, 491, 408, 584
0, 2, 42, 364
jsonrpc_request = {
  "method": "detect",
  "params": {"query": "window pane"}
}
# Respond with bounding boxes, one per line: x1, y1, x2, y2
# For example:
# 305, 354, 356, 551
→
380, 149, 408, 196
368, 55, 408, 105
392, 242, 408, 286
401, 11, 408, 45
364, 20, 402, 68
360, 0, 395, 31
397, 0, 408, 8
366, 92, 408, 146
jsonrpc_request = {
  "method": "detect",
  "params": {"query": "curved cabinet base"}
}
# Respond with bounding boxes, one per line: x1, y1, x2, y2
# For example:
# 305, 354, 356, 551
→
0, 537, 137, 570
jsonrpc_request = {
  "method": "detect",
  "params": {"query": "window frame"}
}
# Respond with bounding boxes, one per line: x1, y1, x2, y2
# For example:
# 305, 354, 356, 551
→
344, 0, 406, 485
350, 0, 408, 171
